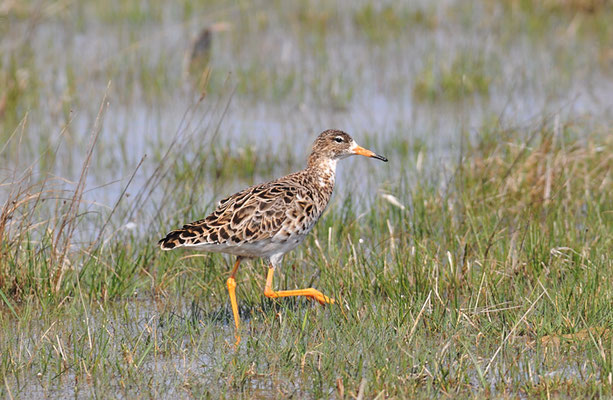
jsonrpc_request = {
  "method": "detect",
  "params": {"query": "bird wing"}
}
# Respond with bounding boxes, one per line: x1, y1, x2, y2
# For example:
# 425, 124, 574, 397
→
159, 176, 320, 250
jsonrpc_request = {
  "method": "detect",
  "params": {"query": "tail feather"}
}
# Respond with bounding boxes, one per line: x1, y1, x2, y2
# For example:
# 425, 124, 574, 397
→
159, 229, 186, 250
159, 221, 213, 250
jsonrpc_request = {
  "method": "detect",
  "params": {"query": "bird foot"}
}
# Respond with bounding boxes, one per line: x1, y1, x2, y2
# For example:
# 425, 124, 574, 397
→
306, 291, 335, 305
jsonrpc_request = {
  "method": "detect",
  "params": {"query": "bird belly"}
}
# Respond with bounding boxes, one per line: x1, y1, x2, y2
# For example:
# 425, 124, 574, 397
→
181, 233, 308, 259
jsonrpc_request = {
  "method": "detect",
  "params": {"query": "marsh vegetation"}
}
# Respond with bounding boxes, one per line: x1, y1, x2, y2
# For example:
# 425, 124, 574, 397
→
1, 0, 612, 398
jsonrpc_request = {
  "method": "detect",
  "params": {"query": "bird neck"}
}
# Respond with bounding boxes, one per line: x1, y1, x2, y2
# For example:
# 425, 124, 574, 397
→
307, 152, 338, 171
305, 155, 337, 191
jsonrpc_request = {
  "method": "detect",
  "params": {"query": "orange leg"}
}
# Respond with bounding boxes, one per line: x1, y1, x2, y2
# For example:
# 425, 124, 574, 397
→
226, 257, 242, 345
264, 265, 334, 305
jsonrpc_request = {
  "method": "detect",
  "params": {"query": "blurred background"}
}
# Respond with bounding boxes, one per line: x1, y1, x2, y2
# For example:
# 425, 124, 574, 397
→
2, 0, 612, 227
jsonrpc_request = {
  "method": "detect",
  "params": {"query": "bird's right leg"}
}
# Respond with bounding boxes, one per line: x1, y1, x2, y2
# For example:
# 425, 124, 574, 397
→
264, 264, 334, 305
226, 257, 243, 345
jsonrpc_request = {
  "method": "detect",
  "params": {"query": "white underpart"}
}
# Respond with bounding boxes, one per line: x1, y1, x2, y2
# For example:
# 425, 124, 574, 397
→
183, 234, 310, 262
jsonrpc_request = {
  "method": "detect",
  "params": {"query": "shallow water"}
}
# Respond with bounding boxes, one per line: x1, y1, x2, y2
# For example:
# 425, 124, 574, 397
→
3, 2, 612, 210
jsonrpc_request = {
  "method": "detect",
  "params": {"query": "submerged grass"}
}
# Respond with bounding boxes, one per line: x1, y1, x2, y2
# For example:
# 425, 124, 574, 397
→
1, 115, 611, 398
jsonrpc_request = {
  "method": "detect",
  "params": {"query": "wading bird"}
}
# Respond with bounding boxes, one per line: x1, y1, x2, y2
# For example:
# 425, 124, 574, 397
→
159, 129, 387, 343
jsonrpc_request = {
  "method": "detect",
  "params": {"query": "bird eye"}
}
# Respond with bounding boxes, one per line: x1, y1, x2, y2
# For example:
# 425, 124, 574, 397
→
334, 136, 344, 143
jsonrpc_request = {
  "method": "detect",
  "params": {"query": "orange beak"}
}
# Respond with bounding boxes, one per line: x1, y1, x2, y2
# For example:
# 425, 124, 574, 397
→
352, 145, 388, 162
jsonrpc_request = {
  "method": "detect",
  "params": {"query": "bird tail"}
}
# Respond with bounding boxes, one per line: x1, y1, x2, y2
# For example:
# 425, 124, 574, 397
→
159, 221, 211, 250
158, 229, 186, 250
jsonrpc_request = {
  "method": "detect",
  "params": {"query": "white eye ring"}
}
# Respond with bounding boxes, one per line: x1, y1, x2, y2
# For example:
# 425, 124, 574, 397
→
334, 136, 344, 143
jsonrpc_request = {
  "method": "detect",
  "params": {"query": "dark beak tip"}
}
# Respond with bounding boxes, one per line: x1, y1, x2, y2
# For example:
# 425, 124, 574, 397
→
376, 154, 388, 162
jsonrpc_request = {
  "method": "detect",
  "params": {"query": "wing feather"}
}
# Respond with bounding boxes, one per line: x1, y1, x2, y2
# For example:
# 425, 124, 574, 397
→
159, 175, 322, 250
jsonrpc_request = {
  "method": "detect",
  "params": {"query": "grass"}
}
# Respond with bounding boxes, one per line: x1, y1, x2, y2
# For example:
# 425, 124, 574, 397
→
1, 0, 613, 398
413, 53, 493, 103
1, 115, 612, 397
353, 3, 437, 42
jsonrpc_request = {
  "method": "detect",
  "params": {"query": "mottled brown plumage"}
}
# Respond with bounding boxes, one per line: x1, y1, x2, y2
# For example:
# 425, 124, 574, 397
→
158, 129, 387, 344
159, 130, 386, 259
160, 173, 327, 252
